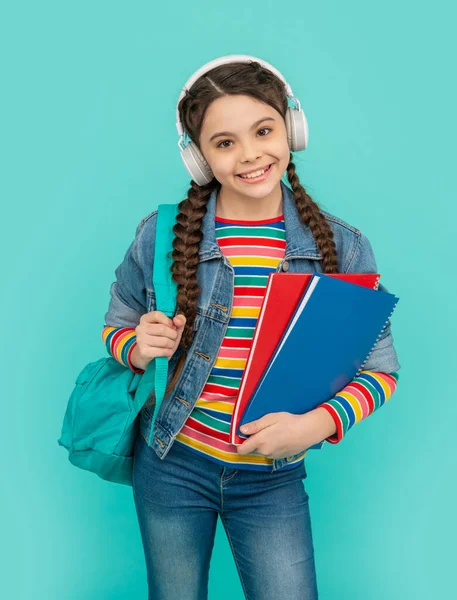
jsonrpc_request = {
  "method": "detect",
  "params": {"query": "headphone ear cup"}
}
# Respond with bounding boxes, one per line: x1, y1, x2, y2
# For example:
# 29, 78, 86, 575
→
181, 142, 214, 186
285, 107, 308, 152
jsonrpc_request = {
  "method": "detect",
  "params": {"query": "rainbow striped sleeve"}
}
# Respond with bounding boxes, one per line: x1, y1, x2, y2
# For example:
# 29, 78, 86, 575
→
101, 326, 145, 374
318, 370, 399, 444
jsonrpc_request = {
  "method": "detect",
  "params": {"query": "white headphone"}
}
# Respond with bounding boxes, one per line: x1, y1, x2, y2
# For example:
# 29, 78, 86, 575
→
176, 54, 309, 186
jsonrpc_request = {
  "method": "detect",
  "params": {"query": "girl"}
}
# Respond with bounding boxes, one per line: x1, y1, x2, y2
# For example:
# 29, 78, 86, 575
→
102, 56, 400, 600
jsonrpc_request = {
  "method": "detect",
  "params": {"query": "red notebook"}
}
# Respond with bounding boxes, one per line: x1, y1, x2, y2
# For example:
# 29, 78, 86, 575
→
229, 273, 381, 445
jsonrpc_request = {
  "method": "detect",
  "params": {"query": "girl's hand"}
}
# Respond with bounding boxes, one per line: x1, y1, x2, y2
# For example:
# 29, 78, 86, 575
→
236, 410, 331, 459
131, 311, 186, 371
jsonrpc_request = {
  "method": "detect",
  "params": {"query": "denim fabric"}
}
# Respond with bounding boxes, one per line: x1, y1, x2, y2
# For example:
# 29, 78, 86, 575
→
105, 180, 401, 471
132, 431, 319, 600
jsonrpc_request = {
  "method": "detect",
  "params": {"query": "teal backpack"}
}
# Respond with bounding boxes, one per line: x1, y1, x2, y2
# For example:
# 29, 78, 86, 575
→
57, 203, 179, 486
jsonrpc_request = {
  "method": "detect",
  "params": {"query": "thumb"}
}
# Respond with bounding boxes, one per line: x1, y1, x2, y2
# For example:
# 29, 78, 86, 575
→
173, 314, 187, 330
240, 414, 276, 435
240, 420, 258, 435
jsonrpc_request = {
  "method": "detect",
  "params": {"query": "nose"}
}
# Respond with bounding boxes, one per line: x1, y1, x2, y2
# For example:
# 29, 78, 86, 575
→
239, 140, 262, 164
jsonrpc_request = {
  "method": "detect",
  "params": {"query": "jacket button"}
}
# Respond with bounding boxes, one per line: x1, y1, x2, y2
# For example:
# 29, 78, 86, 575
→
282, 260, 290, 272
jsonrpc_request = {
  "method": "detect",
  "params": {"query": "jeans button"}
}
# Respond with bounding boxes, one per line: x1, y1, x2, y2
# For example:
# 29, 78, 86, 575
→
282, 260, 290, 272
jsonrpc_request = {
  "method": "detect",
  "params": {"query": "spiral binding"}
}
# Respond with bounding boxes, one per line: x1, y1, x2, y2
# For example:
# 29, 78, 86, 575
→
355, 278, 397, 377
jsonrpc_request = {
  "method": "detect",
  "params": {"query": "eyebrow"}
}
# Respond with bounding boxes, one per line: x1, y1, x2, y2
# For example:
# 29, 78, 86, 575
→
209, 117, 276, 142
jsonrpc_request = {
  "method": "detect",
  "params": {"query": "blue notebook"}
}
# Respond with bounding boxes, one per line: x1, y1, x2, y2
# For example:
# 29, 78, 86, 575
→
238, 272, 399, 437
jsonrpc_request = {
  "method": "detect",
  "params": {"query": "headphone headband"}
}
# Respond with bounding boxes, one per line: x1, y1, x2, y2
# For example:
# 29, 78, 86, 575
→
176, 54, 299, 138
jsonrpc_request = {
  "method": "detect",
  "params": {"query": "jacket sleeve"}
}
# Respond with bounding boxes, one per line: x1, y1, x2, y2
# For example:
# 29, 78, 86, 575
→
103, 217, 154, 329
316, 231, 401, 444
344, 232, 401, 373
102, 214, 156, 372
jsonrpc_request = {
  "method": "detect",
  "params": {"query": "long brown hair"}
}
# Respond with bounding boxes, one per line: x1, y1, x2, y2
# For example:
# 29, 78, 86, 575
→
160, 60, 338, 400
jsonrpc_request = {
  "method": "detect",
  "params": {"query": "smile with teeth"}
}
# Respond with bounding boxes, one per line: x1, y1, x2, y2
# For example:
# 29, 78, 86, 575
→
238, 164, 272, 179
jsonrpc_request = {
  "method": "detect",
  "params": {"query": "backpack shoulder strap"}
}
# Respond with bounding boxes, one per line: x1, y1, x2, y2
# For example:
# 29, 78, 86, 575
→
151, 203, 179, 423
135, 204, 179, 442
153, 203, 179, 317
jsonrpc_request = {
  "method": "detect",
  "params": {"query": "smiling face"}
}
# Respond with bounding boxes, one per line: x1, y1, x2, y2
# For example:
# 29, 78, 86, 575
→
199, 95, 291, 207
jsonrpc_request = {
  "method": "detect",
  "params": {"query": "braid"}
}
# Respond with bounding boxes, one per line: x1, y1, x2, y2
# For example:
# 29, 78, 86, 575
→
161, 179, 219, 398
286, 153, 339, 274
171, 180, 216, 346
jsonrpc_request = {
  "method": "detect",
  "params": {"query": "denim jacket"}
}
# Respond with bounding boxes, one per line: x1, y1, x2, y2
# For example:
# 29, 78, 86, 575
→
104, 180, 400, 472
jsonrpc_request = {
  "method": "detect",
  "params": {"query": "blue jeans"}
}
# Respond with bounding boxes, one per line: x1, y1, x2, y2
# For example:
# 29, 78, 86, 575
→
132, 432, 319, 600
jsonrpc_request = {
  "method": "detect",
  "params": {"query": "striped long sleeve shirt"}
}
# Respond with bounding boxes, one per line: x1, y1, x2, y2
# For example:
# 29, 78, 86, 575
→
102, 214, 399, 469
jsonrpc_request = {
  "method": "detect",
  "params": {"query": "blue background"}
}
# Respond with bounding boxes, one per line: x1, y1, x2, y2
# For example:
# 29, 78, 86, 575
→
2, 1, 456, 598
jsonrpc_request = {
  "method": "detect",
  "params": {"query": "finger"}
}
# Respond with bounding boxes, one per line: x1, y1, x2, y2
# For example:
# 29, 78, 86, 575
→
145, 323, 179, 340
237, 440, 258, 455
143, 335, 175, 349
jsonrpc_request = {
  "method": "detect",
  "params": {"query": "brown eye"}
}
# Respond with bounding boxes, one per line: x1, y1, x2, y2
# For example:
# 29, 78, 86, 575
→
217, 139, 232, 149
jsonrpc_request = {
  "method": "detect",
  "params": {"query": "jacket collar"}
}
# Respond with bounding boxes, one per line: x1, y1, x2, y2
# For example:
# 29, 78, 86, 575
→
199, 180, 322, 261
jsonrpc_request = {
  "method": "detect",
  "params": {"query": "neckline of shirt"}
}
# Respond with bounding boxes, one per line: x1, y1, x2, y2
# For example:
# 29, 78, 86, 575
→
215, 214, 285, 225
